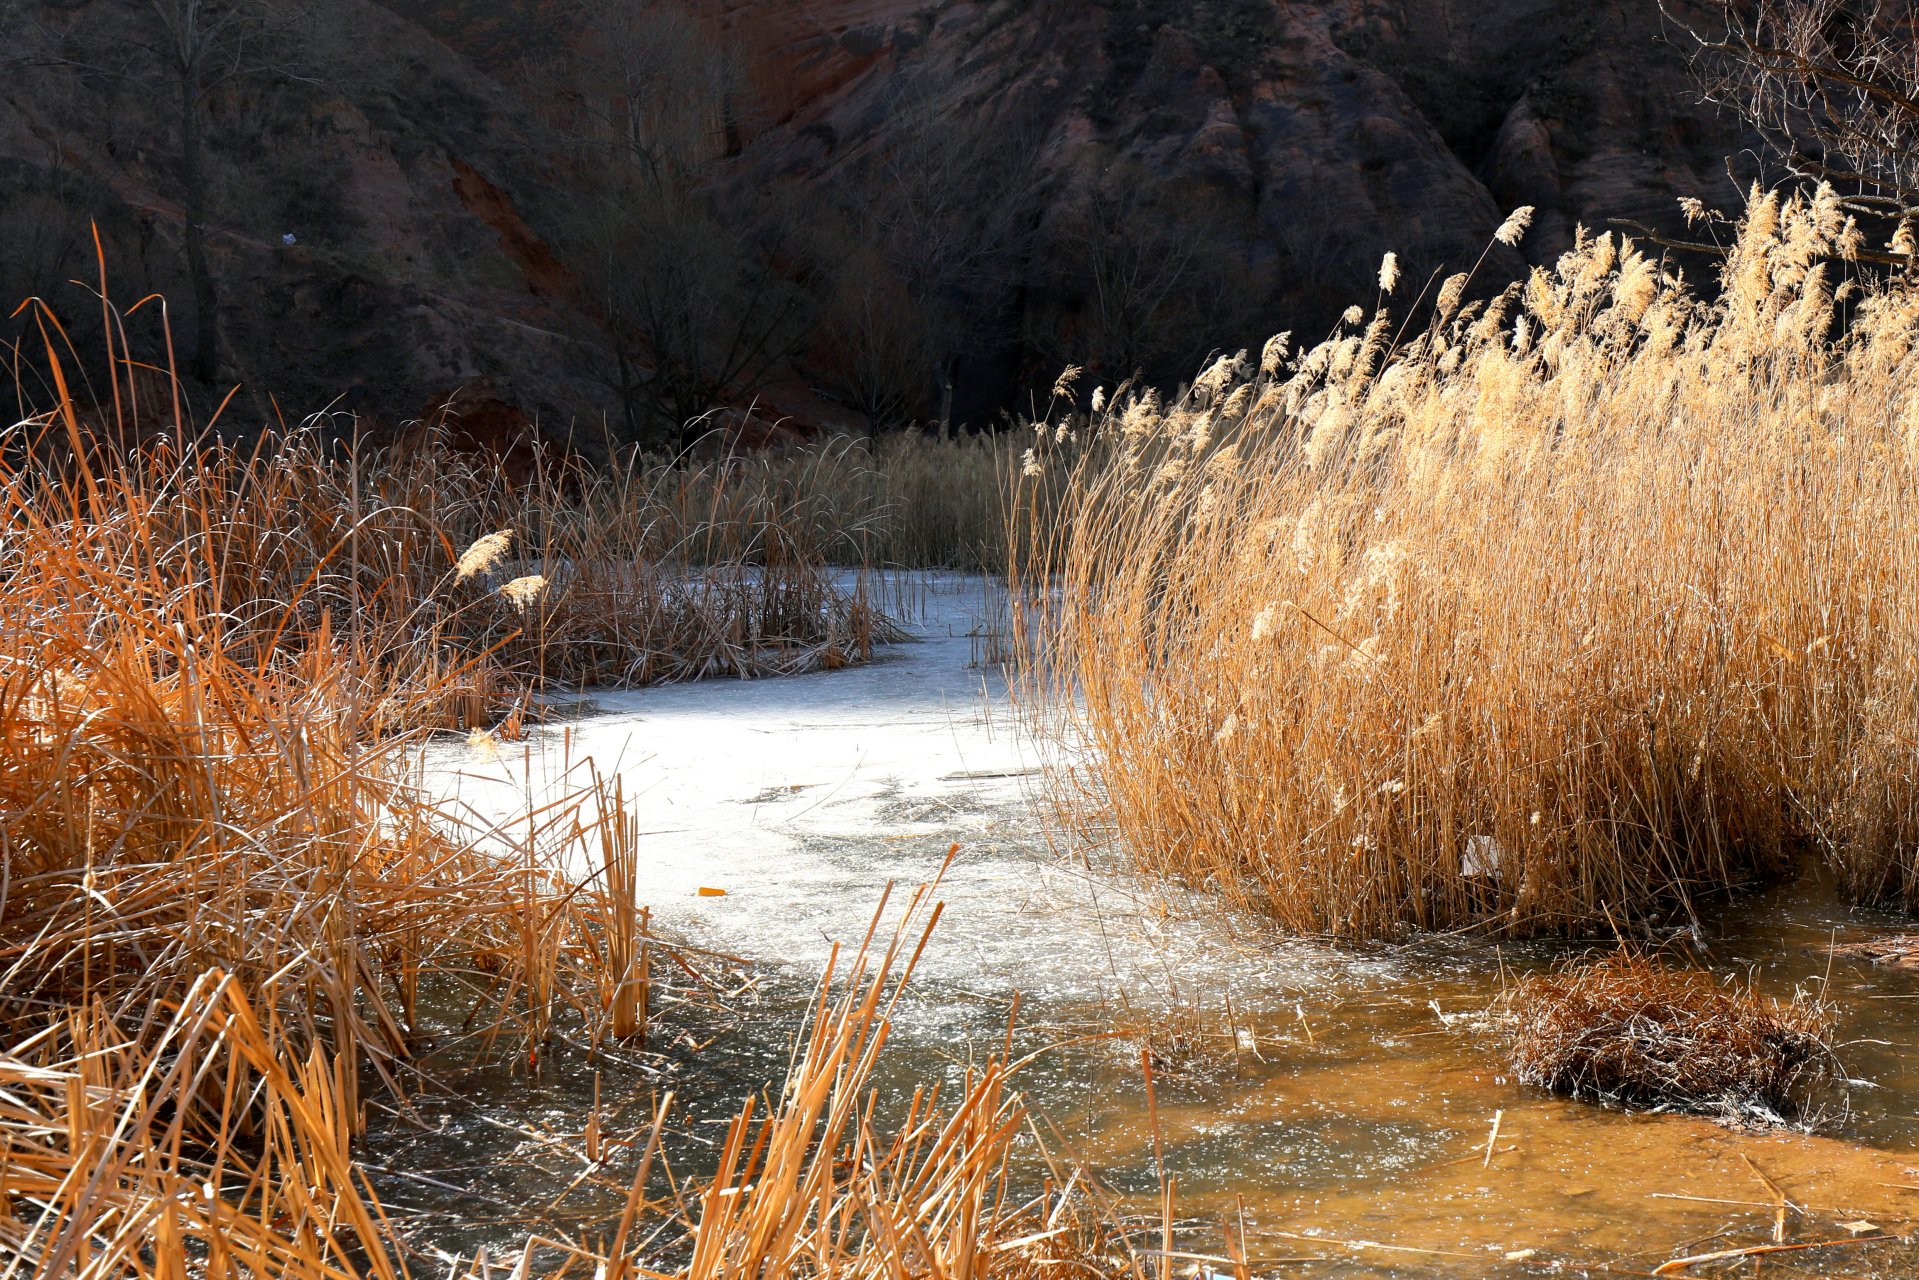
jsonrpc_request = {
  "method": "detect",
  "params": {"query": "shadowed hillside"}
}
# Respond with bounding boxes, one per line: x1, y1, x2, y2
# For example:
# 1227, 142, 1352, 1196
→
1, 0, 1749, 438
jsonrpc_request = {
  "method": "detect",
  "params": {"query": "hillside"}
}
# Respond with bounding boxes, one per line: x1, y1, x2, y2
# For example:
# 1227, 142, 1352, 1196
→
0, 0, 1746, 436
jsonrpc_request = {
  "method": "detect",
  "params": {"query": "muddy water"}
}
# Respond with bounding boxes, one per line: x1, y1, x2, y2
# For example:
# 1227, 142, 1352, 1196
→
392, 575, 1919, 1275
1038, 883, 1919, 1275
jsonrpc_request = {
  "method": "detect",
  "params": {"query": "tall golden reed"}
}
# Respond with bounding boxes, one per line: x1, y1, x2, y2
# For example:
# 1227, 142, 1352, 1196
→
1017, 186, 1919, 935
0, 286, 1125, 1277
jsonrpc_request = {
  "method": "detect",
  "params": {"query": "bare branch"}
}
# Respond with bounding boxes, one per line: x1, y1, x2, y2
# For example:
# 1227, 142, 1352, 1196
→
1665, 0, 1919, 222
1611, 215, 1914, 265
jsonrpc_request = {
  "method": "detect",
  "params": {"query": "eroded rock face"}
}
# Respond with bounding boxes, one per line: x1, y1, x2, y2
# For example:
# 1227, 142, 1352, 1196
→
714, 0, 1739, 287
697, 0, 1745, 405
0, 0, 1748, 435
0, 0, 610, 434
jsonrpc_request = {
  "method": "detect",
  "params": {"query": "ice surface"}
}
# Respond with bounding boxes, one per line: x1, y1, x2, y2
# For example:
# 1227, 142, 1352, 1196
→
418, 574, 1377, 1011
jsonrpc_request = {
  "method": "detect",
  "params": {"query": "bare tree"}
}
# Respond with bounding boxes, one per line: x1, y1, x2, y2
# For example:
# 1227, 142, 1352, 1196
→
534, 0, 822, 447
1029, 159, 1261, 388
539, 0, 739, 189
1666, 0, 1919, 225
0, 72, 98, 311
20, 0, 315, 383
571, 180, 820, 448
828, 69, 1044, 430
815, 242, 941, 431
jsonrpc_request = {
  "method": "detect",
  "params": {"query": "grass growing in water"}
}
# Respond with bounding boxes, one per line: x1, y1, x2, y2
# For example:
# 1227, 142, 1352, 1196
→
0, 292, 1139, 1277
0, 878, 1145, 1279
0, 285, 887, 1125
1496, 953, 1837, 1123
1015, 187, 1919, 936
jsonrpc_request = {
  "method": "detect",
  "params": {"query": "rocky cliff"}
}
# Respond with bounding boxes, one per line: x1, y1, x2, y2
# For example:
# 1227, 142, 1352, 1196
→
0, 0, 1749, 436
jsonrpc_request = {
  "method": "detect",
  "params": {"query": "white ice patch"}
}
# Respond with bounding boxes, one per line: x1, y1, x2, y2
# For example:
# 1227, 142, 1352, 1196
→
417, 573, 1384, 1018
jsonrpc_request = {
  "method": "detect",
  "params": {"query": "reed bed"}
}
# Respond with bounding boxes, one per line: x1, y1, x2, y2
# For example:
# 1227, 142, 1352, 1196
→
0, 430, 887, 735
1014, 188, 1919, 936
0, 296, 1138, 1277
0, 300, 813, 1269
0, 291, 869, 1109
507, 884, 1145, 1280
1496, 953, 1837, 1121
0, 629, 690, 1273
1, 884, 1143, 1280
660, 430, 1072, 572
0, 430, 698, 1056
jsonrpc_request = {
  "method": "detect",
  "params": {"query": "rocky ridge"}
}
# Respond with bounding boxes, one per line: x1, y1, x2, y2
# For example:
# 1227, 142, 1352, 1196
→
0, 0, 1749, 437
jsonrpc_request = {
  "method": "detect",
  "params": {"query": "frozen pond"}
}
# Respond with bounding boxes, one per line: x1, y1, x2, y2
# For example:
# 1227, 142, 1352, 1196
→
400, 573, 1919, 1276
420, 573, 1372, 1008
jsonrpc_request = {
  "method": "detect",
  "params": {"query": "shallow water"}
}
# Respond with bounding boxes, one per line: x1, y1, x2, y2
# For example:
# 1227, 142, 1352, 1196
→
388, 574, 1919, 1275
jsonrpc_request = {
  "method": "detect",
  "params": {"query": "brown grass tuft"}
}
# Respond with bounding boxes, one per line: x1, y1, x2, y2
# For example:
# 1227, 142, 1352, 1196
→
1496, 953, 1836, 1122
0, 279, 1129, 1278
0, 876, 1140, 1280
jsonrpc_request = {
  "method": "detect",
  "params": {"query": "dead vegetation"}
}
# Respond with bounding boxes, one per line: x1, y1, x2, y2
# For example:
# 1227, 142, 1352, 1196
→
0, 289, 1147, 1278
17, 165, 1919, 1272
0, 281, 888, 1126
1495, 953, 1837, 1122
1828, 934, 1919, 969
0, 876, 1149, 1280
1013, 187, 1919, 936
554, 886, 1143, 1280
660, 429, 1077, 573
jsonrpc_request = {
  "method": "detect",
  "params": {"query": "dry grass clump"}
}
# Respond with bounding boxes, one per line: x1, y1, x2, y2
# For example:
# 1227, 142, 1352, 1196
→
1096, 993, 1244, 1082
0, 305, 823, 1105
1, 882, 1141, 1280
656, 429, 1074, 571
0, 641, 681, 1273
1497, 954, 1837, 1122
0, 975, 410, 1280
536, 887, 1144, 1280
1015, 184, 1919, 935
1827, 934, 1919, 969
0, 562, 685, 1110
0, 295, 1129, 1277
0, 297, 891, 1274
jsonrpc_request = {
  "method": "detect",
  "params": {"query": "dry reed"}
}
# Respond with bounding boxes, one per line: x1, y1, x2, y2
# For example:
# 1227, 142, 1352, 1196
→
0, 287, 856, 1273
652, 430, 1072, 572
0, 274, 896, 1080
0, 284, 1130, 1277
1496, 953, 1836, 1121
1, 881, 1143, 1280
0, 973, 408, 1280
571, 882, 1138, 1280
1015, 185, 1919, 935
0, 363, 765, 1115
